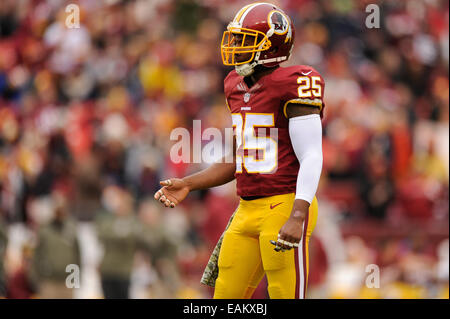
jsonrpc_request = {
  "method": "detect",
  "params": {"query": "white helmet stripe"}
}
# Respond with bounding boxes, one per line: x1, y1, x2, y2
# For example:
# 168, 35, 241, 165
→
238, 2, 275, 25
233, 3, 253, 24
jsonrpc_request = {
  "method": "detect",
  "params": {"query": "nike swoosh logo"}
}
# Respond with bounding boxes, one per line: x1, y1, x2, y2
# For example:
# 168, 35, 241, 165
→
270, 202, 283, 209
301, 70, 312, 75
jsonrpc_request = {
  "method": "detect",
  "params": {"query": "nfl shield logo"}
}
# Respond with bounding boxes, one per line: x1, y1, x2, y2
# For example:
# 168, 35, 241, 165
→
243, 93, 251, 103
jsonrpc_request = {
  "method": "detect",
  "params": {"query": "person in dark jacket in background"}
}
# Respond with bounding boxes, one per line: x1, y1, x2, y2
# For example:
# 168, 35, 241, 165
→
96, 185, 175, 299
30, 194, 80, 299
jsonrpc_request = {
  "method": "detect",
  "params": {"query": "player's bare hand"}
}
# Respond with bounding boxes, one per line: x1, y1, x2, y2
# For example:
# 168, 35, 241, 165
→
271, 199, 309, 252
154, 178, 190, 208
271, 217, 303, 252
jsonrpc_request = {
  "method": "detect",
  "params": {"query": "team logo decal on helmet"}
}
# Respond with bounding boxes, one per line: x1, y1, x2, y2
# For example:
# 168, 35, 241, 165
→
268, 10, 292, 42
269, 11, 288, 35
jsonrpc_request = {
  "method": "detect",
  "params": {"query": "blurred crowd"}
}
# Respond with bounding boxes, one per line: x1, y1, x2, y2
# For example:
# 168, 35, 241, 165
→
0, 0, 448, 299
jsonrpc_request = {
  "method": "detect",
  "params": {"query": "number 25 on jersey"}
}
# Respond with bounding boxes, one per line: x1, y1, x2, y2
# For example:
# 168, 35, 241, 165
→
297, 76, 321, 98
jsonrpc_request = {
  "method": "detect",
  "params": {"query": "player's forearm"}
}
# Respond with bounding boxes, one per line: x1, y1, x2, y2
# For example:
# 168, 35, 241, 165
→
289, 152, 322, 222
289, 113, 323, 206
182, 160, 236, 191
290, 199, 310, 222
294, 151, 323, 203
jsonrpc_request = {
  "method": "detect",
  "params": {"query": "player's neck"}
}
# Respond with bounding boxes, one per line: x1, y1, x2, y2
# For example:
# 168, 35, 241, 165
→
244, 65, 279, 88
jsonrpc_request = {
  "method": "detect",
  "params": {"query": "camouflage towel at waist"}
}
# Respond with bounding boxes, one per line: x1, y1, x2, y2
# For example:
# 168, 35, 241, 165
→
200, 209, 237, 287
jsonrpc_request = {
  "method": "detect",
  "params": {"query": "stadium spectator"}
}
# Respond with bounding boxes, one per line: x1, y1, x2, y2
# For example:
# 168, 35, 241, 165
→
96, 186, 176, 298
29, 192, 80, 299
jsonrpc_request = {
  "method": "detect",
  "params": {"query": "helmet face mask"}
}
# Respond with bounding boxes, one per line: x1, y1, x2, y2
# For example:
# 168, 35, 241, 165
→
221, 27, 271, 66
220, 3, 295, 76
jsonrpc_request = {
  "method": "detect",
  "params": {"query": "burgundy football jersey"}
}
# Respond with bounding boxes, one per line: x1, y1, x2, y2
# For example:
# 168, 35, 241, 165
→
224, 65, 325, 197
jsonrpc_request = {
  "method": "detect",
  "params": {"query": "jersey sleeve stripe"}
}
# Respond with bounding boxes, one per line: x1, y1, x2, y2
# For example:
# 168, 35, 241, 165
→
225, 98, 231, 112
282, 98, 323, 118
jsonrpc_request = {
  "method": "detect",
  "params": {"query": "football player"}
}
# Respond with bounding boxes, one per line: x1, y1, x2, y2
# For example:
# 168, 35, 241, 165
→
154, 2, 324, 299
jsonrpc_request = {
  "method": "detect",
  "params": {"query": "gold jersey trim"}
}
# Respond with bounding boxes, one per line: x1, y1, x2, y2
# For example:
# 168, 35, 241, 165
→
283, 98, 322, 118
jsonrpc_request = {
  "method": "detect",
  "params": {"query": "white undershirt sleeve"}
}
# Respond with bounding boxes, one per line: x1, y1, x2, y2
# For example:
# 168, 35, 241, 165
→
288, 114, 323, 204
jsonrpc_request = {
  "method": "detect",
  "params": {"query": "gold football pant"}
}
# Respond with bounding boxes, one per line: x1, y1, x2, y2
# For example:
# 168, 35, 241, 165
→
213, 193, 318, 299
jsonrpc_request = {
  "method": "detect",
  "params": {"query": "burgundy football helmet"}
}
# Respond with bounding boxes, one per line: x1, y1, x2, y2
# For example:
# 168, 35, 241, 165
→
221, 2, 295, 76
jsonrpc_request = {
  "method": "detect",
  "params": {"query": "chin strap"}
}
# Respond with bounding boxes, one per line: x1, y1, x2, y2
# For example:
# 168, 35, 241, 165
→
234, 44, 264, 77
235, 55, 288, 76
235, 62, 256, 77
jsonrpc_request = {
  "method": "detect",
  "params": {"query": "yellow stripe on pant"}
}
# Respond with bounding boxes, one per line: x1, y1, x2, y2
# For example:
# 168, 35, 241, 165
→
213, 193, 318, 299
